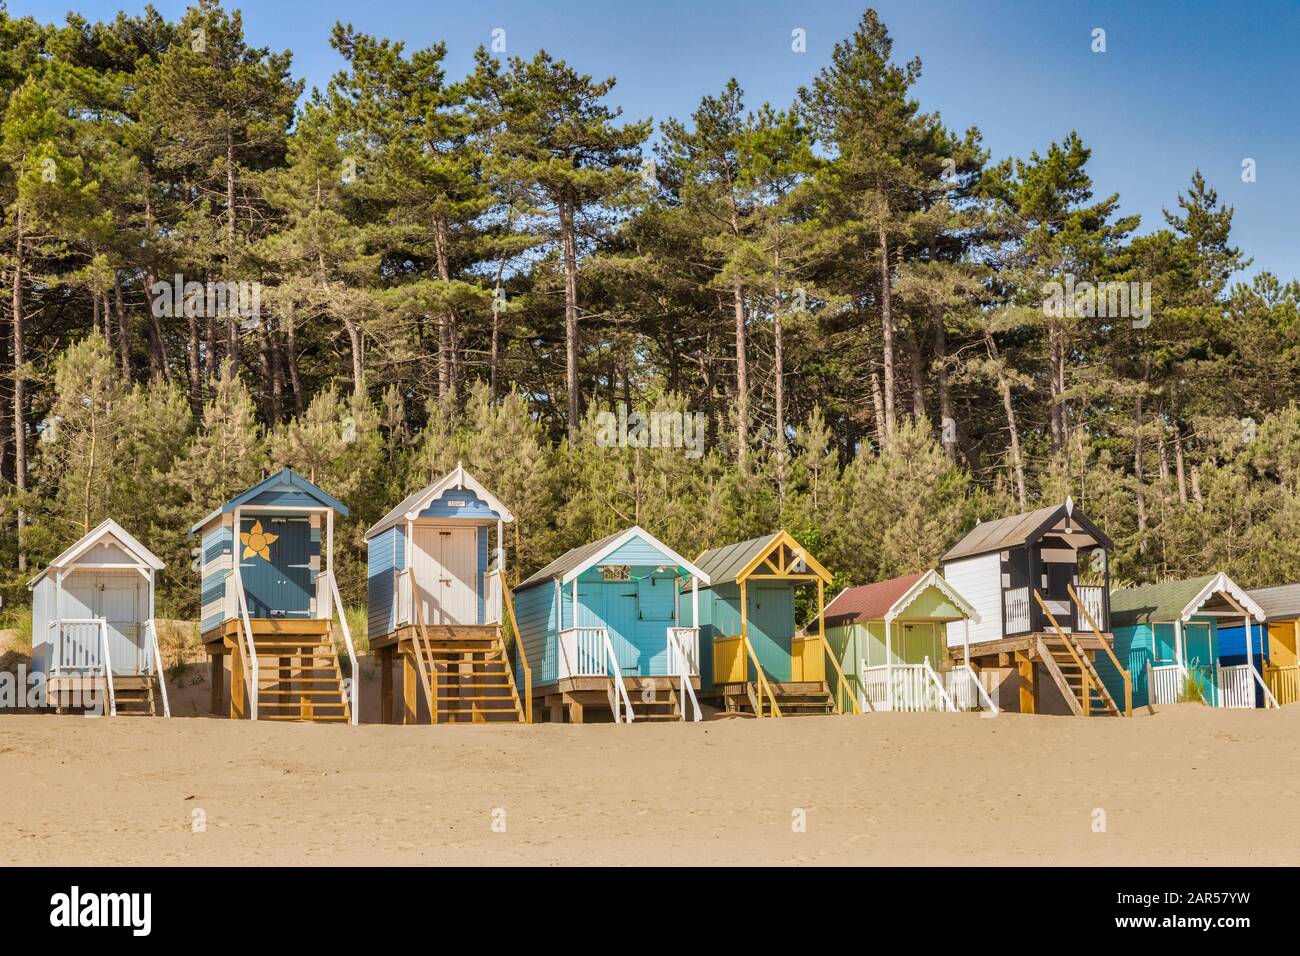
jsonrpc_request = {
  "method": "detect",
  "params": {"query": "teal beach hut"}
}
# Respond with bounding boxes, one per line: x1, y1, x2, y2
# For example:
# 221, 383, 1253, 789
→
512, 526, 709, 723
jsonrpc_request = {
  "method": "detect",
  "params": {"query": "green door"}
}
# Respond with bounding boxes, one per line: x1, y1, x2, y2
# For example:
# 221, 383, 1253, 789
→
1184, 621, 1218, 705
747, 584, 792, 682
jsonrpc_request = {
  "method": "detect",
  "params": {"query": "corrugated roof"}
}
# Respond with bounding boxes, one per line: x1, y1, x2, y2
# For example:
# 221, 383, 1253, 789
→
515, 529, 628, 592
1110, 575, 1217, 627
1247, 583, 1300, 622
824, 572, 926, 628
693, 534, 780, 587
941, 504, 1062, 562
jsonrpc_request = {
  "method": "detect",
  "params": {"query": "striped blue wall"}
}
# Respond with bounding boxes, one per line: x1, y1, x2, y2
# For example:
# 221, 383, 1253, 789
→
366, 526, 405, 639
200, 522, 233, 633
602, 534, 676, 567
244, 486, 329, 509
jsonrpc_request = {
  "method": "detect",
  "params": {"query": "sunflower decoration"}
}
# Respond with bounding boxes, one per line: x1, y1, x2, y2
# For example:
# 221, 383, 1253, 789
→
240, 520, 279, 561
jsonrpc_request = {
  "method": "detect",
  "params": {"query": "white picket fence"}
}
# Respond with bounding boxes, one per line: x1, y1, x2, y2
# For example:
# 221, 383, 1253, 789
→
859, 659, 996, 713
1216, 664, 1255, 709
1149, 663, 1186, 705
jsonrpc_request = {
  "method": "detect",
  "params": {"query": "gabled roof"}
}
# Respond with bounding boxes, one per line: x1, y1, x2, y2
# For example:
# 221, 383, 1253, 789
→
516, 526, 710, 593
1247, 584, 1300, 622
941, 498, 1113, 562
823, 569, 978, 628
189, 468, 348, 534
693, 530, 831, 587
365, 463, 514, 541
28, 519, 164, 587
1110, 572, 1265, 627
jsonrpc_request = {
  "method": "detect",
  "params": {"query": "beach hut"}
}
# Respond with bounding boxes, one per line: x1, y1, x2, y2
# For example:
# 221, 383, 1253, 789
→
693, 531, 857, 717
191, 468, 357, 723
28, 519, 169, 716
513, 526, 709, 723
364, 464, 528, 724
1102, 573, 1276, 709
940, 498, 1132, 716
822, 570, 996, 713
1242, 584, 1300, 705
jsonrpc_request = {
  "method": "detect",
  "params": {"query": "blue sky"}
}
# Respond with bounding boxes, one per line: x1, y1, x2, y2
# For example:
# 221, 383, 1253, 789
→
19, 0, 1299, 279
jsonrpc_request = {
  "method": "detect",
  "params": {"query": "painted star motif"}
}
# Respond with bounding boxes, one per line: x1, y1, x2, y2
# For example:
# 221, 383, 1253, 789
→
240, 520, 279, 561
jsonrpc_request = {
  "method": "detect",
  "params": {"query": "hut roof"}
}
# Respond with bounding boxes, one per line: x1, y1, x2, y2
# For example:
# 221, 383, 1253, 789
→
941, 499, 1112, 562
1110, 572, 1264, 627
365, 463, 513, 540
822, 569, 978, 628
516, 526, 709, 593
189, 468, 348, 534
28, 519, 164, 587
1246, 583, 1300, 622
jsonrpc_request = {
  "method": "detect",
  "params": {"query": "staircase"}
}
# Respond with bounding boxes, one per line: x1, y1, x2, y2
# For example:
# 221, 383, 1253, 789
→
1031, 590, 1123, 717
718, 680, 836, 717
624, 677, 683, 721
113, 675, 166, 716
242, 620, 350, 722
409, 624, 526, 724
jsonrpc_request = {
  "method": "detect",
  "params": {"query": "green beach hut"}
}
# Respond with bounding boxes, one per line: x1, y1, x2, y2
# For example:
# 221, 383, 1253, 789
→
822, 569, 995, 713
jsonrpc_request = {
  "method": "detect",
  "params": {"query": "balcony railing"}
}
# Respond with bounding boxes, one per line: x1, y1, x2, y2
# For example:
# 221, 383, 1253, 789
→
1004, 586, 1032, 635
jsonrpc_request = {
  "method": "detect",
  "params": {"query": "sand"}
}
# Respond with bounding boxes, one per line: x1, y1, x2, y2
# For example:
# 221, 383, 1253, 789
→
2, 696, 1299, 866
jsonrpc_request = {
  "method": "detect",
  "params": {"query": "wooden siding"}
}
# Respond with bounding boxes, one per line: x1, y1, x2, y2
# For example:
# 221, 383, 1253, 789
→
200, 519, 233, 633
514, 581, 558, 686
366, 525, 404, 640
417, 487, 502, 521
696, 580, 794, 690
942, 552, 1003, 646
600, 533, 676, 568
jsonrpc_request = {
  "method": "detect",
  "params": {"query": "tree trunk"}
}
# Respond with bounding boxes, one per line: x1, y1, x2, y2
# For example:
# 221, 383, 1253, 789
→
282, 307, 304, 414
907, 324, 925, 422
225, 129, 239, 373
1134, 393, 1147, 536
733, 283, 748, 465
985, 330, 1026, 509
114, 273, 131, 379
343, 316, 364, 391
560, 196, 580, 441
869, 370, 885, 449
142, 268, 167, 381
934, 312, 957, 463
12, 221, 27, 572
434, 214, 455, 400
1174, 421, 1189, 505
773, 281, 785, 463
877, 217, 896, 444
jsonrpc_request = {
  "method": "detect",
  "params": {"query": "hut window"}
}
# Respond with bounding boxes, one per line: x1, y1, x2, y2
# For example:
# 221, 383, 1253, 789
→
602, 566, 631, 581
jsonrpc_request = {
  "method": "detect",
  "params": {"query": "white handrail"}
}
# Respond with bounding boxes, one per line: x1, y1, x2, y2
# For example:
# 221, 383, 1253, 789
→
146, 619, 171, 718
602, 629, 635, 723
98, 620, 116, 717
322, 570, 360, 726
922, 656, 956, 711
963, 661, 999, 713
667, 627, 702, 721
232, 562, 259, 720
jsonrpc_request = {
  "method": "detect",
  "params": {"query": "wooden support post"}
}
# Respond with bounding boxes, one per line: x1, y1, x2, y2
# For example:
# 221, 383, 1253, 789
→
402, 650, 418, 725
567, 695, 584, 724
230, 638, 246, 720
549, 695, 564, 724
1015, 650, 1035, 715
380, 646, 394, 725
209, 653, 223, 715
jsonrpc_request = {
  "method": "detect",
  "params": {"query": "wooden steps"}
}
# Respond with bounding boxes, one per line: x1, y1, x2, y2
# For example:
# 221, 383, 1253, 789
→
408, 625, 526, 724
716, 681, 836, 718
239, 622, 351, 723
109, 674, 165, 717
624, 678, 682, 721
1031, 589, 1123, 717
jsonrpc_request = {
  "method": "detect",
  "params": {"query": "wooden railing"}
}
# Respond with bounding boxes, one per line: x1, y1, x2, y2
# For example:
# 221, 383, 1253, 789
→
859, 660, 953, 712
1148, 662, 1187, 705
1266, 664, 1300, 706
806, 632, 860, 715
497, 569, 532, 724
1216, 664, 1255, 709
666, 626, 700, 676
320, 570, 359, 725
943, 663, 999, 712
742, 636, 782, 717
1073, 584, 1107, 632
666, 627, 702, 721
145, 620, 171, 718
1068, 583, 1133, 717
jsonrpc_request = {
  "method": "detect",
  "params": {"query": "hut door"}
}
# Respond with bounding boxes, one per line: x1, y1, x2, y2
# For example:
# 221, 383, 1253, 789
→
414, 526, 477, 625
240, 516, 313, 618
100, 575, 143, 675
1184, 622, 1218, 705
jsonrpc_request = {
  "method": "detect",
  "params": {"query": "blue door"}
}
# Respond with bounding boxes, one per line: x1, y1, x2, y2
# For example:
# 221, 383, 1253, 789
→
240, 515, 314, 617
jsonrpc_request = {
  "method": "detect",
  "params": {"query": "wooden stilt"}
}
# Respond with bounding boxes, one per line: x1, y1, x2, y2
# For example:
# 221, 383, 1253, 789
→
380, 646, 394, 725
230, 640, 246, 720
567, 695, 584, 724
209, 654, 223, 715
1015, 650, 1035, 715
402, 650, 418, 725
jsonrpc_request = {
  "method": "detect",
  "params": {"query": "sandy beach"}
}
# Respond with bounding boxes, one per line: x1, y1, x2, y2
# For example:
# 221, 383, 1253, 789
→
2, 700, 1298, 866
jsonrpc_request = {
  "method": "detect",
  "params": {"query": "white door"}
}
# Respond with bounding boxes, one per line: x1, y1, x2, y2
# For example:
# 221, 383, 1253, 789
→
62, 572, 142, 674
413, 526, 478, 625
100, 575, 143, 675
